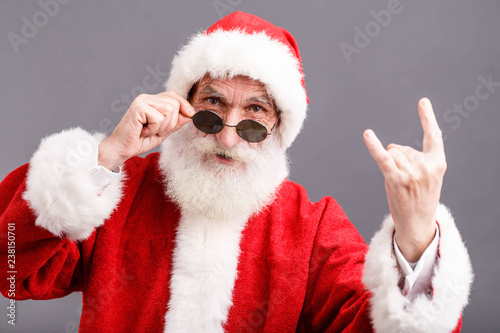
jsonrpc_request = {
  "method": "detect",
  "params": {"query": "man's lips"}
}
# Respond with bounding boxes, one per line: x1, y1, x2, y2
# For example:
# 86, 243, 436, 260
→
214, 153, 237, 165
217, 153, 233, 160
203, 152, 245, 170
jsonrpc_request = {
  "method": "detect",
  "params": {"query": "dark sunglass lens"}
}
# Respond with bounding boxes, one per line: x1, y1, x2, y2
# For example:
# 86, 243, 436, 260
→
193, 111, 223, 134
237, 119, 267, 143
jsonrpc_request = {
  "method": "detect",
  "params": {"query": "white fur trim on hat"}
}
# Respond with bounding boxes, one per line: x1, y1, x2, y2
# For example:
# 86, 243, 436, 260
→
165, 29, 308, 149
23, 128, 124, 241
363, 203, 473, 333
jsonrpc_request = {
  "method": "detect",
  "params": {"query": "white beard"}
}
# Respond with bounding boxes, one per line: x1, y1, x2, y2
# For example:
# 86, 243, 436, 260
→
159, 124, 289, 220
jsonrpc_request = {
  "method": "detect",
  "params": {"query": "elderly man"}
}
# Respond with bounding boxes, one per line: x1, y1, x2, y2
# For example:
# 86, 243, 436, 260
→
0, 11, 471, 333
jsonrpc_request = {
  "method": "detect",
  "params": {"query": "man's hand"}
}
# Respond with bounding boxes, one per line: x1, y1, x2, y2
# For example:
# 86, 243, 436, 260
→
98, 91, 195, 171
363, 98, 447, 262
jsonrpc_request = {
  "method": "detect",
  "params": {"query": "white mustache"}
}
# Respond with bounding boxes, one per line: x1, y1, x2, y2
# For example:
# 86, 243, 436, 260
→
193, 136, 257, 163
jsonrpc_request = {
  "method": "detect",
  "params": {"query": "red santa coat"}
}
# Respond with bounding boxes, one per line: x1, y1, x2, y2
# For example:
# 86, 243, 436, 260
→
0, 129, 471, 332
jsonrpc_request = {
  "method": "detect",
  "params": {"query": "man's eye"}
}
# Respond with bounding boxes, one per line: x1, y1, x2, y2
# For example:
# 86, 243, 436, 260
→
208, 97, 218, 105
252, 105, 263, 112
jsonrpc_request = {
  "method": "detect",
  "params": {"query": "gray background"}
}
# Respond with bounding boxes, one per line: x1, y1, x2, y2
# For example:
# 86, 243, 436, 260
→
1, 0, 499, 332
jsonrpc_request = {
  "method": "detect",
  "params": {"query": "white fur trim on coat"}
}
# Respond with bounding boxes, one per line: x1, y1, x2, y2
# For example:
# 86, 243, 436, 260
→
165, 29, 308, 149
363, 203, 473, 333
23, 128, 124, 241
164, 212, 248, 333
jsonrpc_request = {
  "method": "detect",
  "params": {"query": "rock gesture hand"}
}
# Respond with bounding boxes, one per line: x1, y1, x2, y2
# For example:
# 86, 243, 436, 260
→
363, 98, 447, 262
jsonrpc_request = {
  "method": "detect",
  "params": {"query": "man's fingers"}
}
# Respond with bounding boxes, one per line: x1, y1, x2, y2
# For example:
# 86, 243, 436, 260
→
157, 111, 178, 136
177, 95, 196, 118
139, 92, 195, 136
156, 108, 193, 137
140, 107, 165, 137
363, 129, 398, 177
159, 90, 196, 118
387, 146, 413, 174
173, 114, 192, 132
157, 91, 194, 133
145, 92, 195, 118
418, 98, 444, 154
387, 143, 423, 165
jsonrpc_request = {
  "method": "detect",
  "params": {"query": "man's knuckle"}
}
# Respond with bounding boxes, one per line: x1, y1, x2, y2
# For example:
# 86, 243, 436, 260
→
380, 154, 392, 165
437, 159, 447, 173
169, 90, 181, 98
432, 129, 443, 141
419, 161, 432, 174
399, 171, 416, 186
129, 103, 143, 114
413, 171, 424, 183
388, 172, 403, 185
423, 158, 446, 175
171, 99, 181, 109
165, 103, 176, 114
164, 90, 181, 100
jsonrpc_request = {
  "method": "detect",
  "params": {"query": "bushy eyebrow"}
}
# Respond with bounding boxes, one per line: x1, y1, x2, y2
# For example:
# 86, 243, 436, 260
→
198, 86, 274, 109
248, 95, 273, 108
198, 86, 225, 100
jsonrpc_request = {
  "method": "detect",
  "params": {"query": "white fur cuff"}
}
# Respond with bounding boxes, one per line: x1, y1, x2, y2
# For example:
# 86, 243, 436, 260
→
363, 204, 473, 333
23, 128, 124, 241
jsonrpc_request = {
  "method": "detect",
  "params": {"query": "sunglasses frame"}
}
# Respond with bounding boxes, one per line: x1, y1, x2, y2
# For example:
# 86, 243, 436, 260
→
191, 110, 280, 143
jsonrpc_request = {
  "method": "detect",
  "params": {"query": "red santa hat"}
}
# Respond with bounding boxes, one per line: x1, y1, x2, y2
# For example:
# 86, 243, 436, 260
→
165, 11, 309, 149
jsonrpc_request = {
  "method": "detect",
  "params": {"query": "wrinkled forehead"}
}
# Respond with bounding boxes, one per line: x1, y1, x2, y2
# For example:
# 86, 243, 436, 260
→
188, 74, 277, 109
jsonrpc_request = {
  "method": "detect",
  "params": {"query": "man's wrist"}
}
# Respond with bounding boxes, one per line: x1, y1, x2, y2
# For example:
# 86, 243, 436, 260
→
393, 224, 439, 297
98, 139, 125, 171
394, 222, 437, 262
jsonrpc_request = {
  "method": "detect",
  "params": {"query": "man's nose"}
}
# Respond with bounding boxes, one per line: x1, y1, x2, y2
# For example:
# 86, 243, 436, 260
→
215, 111, 244, 149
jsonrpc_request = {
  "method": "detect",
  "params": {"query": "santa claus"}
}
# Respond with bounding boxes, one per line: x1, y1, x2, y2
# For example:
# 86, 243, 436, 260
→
0, 11, 472, 333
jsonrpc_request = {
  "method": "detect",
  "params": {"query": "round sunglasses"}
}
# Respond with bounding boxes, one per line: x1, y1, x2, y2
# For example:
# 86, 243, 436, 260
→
191, 110, 279, 143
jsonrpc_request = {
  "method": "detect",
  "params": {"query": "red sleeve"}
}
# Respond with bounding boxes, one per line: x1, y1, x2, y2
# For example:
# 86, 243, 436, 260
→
297, 197, 374, 332
297, 196, 464, 332
0, 164, 92, 300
